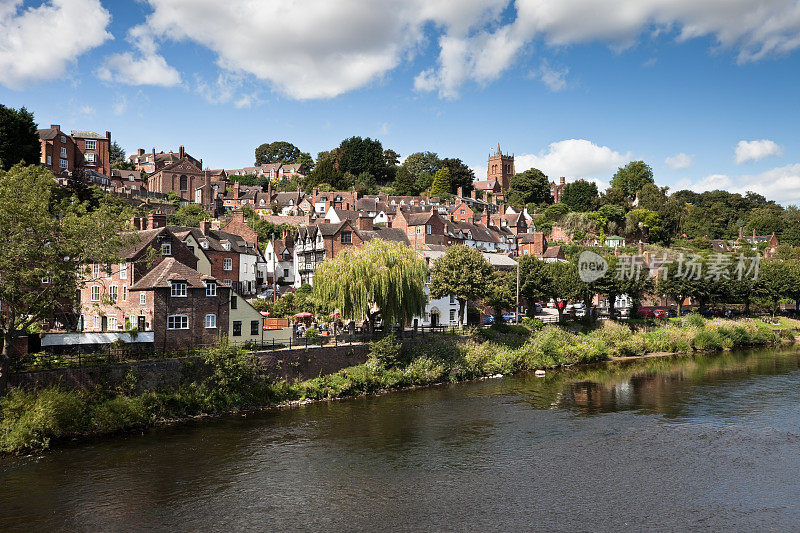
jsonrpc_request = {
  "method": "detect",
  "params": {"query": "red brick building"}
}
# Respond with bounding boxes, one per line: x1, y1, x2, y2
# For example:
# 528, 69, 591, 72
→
71, 130, 111, 176
392, 209, 448, 249
38, 125, 78, 175
130, 258, 231, 351
146, 146, 219, 210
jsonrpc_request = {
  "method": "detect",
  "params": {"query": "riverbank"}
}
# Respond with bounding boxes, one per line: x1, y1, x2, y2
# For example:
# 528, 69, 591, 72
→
0, 316, 790, 455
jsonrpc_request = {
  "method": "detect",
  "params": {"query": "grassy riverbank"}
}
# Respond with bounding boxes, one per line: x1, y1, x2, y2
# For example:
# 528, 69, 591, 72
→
0, 316, 789, 454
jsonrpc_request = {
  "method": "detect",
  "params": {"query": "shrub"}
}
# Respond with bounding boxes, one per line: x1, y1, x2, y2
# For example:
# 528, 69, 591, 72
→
367, 333, 401, 370
0, 388, 86, 452
522, 317, 544, 332
89, 396, 149, 433
684, 313, 705, 328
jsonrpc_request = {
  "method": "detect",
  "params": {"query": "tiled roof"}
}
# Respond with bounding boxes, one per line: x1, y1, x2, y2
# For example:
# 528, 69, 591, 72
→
118, 227, 171, 260
130, 258, 214, 290
70, 130, 105, 140
37, 128, 61, 140
168, 226, 255, 255
356, 227, 410, 245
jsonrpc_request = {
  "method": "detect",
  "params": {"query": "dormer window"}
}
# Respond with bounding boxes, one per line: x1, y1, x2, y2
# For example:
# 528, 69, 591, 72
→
170, 281, 187, 297
161, 243, 172, 256
222, 241, 231, 251
200, 240, 209, 249
205, 281, 217, 297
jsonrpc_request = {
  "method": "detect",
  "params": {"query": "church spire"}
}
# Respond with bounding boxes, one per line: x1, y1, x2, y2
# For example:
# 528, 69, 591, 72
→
496, 143, 502, 156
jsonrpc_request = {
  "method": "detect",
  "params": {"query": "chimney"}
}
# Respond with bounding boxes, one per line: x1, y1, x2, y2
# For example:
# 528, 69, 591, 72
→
130, 217, 141, 230
560, 176, 566, 185
457, 186, 463, 198
471, 188, 477, 200
637, 241, 644, 256
312, 187, 319, 200
179, 145, 185, 159
738, 227, 743, 240
234, 180, 240, 199
200, 158, 203, 169
106, 131, 111, 143
534, 232, 544, 256
357, 214, 373, 231
50, 124, 60, 130
267, 180, 273, 200
201, 220, 212, 235
753, 228, 756, 240
499, 203, 506, 215
138, 148, 145, 156
148, 210, 166, 230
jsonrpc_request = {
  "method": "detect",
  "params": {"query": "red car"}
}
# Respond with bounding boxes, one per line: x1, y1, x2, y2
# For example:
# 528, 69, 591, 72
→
638, 308, 656, 318
653, 309, 668, 319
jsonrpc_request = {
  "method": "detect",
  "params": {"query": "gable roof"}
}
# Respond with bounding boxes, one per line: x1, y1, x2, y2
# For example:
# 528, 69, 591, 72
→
119, 227, 172, 261
38, 127, 62, 141
71, 130, 106, 140
130, 258, 215, 291
356, 227, 410, 245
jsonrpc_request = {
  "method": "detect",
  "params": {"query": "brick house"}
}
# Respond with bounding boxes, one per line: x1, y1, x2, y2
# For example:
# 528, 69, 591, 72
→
449, 200, 476, 223
79, 220, 198, 333
550, 176, 567, 203
392, 209, 448, 249
293, 220, 363, 286
71, 130, 111, 177
146, 146, 219, 211
130, 258, 231, 351
221, 210, 260, 248
517, 232, 565, 262
38, 125, 78, 175
129, 146, 202, 174
110, 168, 145, 191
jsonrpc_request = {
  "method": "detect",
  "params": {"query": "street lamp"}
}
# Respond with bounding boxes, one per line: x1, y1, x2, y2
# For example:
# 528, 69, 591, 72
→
508, 252, 519, 325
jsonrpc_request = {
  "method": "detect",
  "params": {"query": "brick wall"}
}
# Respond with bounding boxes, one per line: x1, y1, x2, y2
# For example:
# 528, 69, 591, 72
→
151, 286, 231, 351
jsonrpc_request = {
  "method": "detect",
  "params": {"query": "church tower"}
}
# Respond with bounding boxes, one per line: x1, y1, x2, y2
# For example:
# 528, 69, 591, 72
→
487, 144, 514, 190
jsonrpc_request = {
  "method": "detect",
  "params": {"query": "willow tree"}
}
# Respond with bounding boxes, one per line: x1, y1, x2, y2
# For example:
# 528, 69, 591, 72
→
313, 239, 427, 333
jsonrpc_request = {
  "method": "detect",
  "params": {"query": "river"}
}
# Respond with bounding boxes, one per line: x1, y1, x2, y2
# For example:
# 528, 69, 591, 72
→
2, 347, 800, 531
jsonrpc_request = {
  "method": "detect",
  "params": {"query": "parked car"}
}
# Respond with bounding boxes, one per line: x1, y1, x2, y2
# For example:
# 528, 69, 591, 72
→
257, 288, 276, 299
534, 303, 543, 314
482, 314, 495, 325
502, 313, 517, 322
653, 309, 667, 319
638, 308, 656, 318
618, 308, 631, 318
575, 308, 587, 317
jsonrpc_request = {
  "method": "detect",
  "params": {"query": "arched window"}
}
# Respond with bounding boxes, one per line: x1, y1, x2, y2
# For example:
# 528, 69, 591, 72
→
179, 175, 188, 191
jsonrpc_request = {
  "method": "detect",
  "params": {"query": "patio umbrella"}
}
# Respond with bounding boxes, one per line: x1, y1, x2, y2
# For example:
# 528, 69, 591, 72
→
294, 312, 313, 318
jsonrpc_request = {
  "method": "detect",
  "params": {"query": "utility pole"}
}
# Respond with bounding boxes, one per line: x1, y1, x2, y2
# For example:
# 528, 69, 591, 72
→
516, 257, 520, 325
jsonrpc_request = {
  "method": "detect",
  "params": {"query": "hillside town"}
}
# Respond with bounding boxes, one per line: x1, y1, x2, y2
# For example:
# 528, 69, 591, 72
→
1, 113, 796, 362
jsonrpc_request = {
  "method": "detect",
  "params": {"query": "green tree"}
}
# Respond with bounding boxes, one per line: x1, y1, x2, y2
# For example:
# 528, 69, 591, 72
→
255, 141, 303, 166
169, 204, 206, 227
383, 149, 400, 168
413, 171, 435, 194
393, 166, 416, 196
560, 180, 598, 211
306, 152, 343, 190
485, 271, 515, 324
430, 167, 451, 196
296, 152, 314, 172
429, 245, 494, 328
542, 261, 580, 322
756, 260, 792, 316
402, 151, 440, 193
610, 161, 655, 200
338, 136, 390, 184
0, 165, 131, 393
313, 239, 427, 333
507, 168, 552, 208
0, 105, 39, 170
439, 157, 475, 195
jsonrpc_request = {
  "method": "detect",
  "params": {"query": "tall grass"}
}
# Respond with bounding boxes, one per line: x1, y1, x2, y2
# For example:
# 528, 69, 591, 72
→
1, 316, 784, 454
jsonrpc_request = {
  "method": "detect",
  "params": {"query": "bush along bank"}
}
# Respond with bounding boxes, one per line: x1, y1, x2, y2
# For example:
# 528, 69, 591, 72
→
0, 316, 786, 454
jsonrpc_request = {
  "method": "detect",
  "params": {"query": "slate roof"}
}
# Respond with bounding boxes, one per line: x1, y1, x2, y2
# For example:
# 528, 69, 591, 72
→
356, 227, 410, 245
130, 258, 214, 290
118, 227, 171, 261
168, 226, 255, 255
70, 130, 106, 140
37, 127, 62, 140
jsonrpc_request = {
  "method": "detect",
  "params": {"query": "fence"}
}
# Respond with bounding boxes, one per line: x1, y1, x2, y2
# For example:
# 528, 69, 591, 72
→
12, 326, 470, 373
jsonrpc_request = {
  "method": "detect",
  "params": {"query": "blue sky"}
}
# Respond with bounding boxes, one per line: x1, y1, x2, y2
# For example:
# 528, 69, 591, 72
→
2, 0, 800, 202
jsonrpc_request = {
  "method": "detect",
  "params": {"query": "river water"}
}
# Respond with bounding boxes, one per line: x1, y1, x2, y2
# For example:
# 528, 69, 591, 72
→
2, 348, 800, 532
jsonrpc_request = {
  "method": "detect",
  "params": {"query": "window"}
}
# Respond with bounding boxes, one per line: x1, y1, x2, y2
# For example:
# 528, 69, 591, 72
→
59, 159, 68, 169
119, 262, 127, 279
41, 276, 50, 284
223, 258, 233, 270
105, 264, 112, 278
224, 279, 232, 286
187, 245, 194, 253
203, 281, 217, 297
232, 321, 242, 336
60, 135, 66, 143
60, 147, 67, 158
427, 224, 432, 235
122, 286, 128, 302
415, 226, 423, 234
139, 292, 146, 305
108, 286, 118, 303
91, 286, 101, 301
460, 209, 465, 214
283, 268, 289, 278
47, 155, 51, 165
85, 139, 96, 150
85, 152, 96, 163
93, 315, 100, 329
450, 295, 456, 304
222, 242, 231, 251
161, 243, 172, 256
170, 281, 187, 297
205, 314, 217, 328
92, 263, 100, 279
167, 315, 189, 330
250, 320, 259, 335
179, 175, 188, 191
450, 309, 456, 322
108, 317, 118, 330
341, 231, 352, 244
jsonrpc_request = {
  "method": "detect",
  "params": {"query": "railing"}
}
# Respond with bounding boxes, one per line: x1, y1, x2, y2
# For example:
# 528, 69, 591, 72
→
11, 326, 471, 373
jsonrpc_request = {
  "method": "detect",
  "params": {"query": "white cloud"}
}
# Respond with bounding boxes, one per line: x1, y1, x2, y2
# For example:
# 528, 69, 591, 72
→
675, 164, 800, 205
665, 152, 694, 169
734, 139, 783, 164
0, 0, 112, 89
79, 105, 95, 116
194, 72, 259, 108
112, 94, 128, 115
379, 122, 390, 135
515, 139, 630, 180
418, 0, 800, 97
533, 60, 569, 92
97, 24, 181, 87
